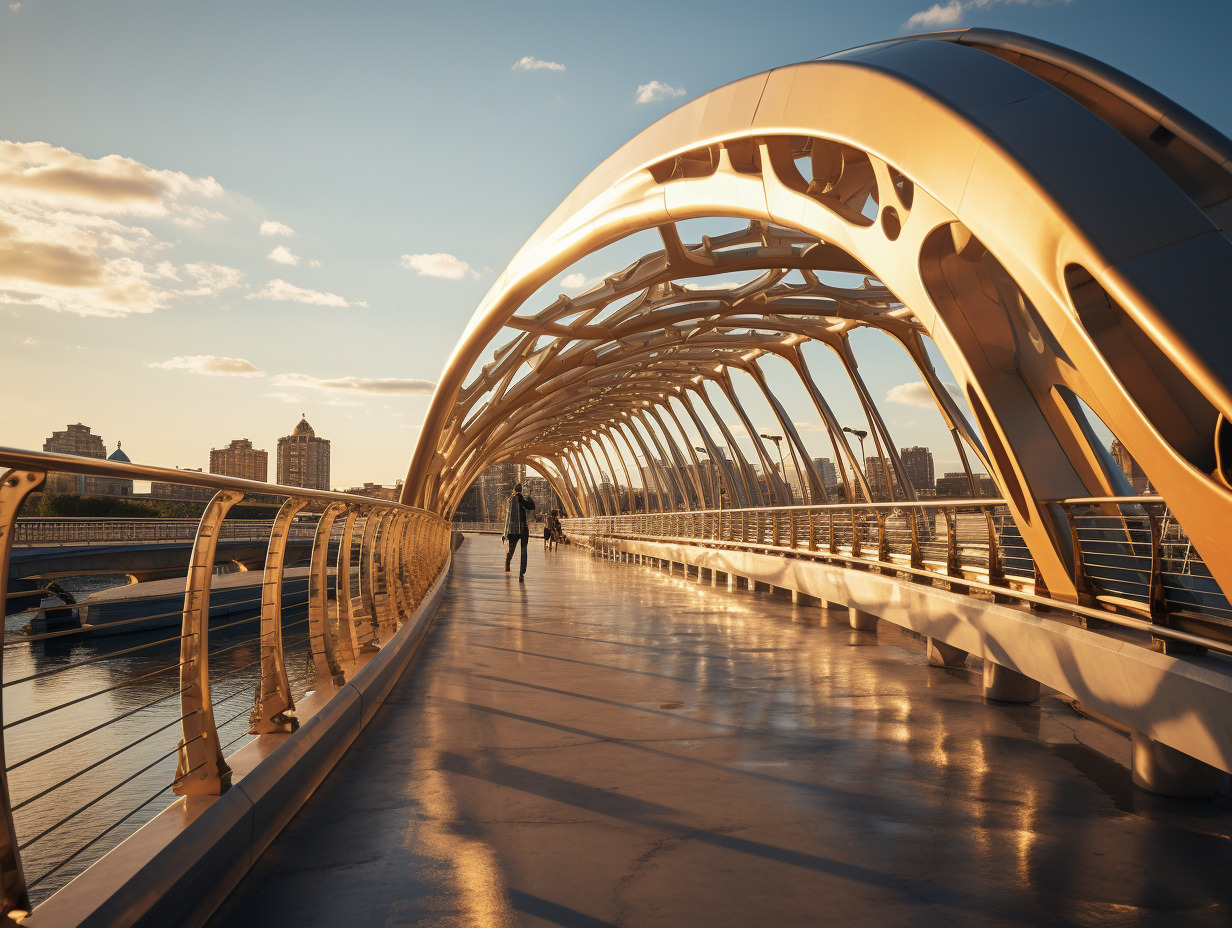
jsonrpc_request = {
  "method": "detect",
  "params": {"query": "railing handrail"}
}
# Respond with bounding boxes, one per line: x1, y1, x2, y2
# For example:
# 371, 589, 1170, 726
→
1047, 495, 1164, 506
0, 446, 433, 516
565, 498, 1006, 517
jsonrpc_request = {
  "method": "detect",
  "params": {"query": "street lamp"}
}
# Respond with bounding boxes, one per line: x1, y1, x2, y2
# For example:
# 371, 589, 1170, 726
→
842, 427, 868, 501
759, 433, 790, 504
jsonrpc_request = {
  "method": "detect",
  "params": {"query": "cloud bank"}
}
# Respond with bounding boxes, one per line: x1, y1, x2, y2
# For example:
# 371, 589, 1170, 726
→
259, 220, 295, 237
0, 140, 239, 316
148, 355, 263, 377
904, 0, 1072, 30
248, 278, 351, 307
271, 372, 437, 396
635, 81, 685, 104
513, 56, 565, 72
885, 381, 962, 408
400, 252, 478, 280
267, 244, 299, 266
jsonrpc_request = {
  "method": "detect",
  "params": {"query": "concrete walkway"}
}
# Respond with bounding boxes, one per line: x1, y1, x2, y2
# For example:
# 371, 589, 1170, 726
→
208, 537, 1232, 928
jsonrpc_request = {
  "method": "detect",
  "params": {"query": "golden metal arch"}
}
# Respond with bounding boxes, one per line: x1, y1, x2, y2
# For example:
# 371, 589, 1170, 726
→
404, 28, 1232, 605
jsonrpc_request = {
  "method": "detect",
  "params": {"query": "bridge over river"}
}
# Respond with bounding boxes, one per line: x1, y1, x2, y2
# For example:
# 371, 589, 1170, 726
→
4, 27, 1232, 928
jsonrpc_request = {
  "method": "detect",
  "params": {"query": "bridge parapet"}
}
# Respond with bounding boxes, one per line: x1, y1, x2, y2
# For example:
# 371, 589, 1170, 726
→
0, 448, 451, 922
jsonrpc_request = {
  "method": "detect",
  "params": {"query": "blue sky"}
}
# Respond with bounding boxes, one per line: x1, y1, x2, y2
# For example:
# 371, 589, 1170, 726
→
2, 0, 1230, 487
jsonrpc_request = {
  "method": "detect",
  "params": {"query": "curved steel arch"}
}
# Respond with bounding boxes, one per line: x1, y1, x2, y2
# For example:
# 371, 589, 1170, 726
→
405, 28, 1232, 604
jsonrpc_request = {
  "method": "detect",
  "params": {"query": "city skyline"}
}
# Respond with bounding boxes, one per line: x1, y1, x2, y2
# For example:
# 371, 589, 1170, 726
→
3, 1, 1229, 487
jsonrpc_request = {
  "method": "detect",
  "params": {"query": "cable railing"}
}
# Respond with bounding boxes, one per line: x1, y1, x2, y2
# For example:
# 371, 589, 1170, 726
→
564, 496, 1232, 655
565, 499, 1023, 585
1053, 495, 1232, 644
13, 517, 321, 546
0, 447, 451, 916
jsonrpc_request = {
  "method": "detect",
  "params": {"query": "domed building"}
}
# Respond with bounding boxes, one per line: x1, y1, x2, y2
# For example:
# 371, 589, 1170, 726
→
276, 416, 330, 490
99, 441, 134, 496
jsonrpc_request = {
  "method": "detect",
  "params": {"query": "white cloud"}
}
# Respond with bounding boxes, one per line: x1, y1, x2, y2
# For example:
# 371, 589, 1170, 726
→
308, 259, 322, 267
22, 336, 36, 344
263, 391, 303, 404
904, 0, 1071, 30
149, 354, 264, 377
271, 372, 436, 396
8, 2, 19, 10
0, 140, 232, 317
400, 252, 478, 280
248, 278, 351, 307
560, 272, 590, 290
885, 381, 962, 408
904, 0, 964, 27
267, 244, 299, 266
513, 56, 565, 72
259, 220, 295, 237
793, 420, 828, 432
635, 81, 685, 104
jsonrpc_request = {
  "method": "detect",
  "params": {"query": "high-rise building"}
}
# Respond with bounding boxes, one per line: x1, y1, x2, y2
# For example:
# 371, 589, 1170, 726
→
42, 423, 106, 494
276, 418, 330, 490
1109, 439, 1151, 494
865, 456, 893, 502
211, 438, 268, 483
899, 446, 935, 494
935, 471, 998, 498
813, 457, 838, 490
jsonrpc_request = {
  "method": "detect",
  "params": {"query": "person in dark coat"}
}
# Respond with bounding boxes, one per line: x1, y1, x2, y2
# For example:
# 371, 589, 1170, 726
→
502, 483, 536, 581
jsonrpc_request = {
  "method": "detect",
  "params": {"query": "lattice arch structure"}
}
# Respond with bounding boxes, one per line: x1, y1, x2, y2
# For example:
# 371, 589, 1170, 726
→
405, 28, 1232, 606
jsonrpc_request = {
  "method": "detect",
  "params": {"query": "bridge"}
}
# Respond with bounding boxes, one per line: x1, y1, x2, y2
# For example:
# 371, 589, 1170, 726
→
2, 28, 1231, 927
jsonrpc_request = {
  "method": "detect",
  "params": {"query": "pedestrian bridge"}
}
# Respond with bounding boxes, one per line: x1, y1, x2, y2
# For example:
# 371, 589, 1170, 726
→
3, 27, 1232, 927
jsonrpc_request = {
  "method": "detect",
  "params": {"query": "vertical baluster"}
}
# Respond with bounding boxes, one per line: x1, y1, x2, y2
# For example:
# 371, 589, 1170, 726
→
335, 508, 360, 662
251, 497, 307, 734
352, 510, 383, 651
309, 502, 347, 686
175, 489, 244, 797
0, 469, 44, 914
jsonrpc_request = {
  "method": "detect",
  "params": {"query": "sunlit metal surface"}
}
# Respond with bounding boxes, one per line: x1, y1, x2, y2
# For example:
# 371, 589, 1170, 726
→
0, 447, 450, 912
405, 27, 1232, 622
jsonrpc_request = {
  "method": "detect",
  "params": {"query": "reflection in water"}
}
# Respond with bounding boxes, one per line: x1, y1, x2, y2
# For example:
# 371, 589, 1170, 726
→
4, 573, 316, 902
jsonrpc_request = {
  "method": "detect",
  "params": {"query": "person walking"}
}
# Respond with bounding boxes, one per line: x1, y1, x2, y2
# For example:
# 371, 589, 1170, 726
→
502, 482, 536, 581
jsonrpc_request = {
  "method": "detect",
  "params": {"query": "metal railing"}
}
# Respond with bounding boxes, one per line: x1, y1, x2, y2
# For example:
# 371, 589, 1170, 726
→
1055, 496, 1232, 643
564, 499, 1025, 584
449, 521, 505, 535
12, 517, 316, 546
0, 448, 451, 915
564, 497, 1232, 654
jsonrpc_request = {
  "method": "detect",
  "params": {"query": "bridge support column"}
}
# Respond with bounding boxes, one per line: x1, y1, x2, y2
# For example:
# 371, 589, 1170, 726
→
849, 607, 878, 630
792, 590, 819, 605
983, 662, 1039, 703
926, 637, 968, 669
1131, 732, 1223, 799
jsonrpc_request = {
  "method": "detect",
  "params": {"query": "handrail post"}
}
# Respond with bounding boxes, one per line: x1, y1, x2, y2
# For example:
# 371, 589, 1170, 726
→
851, 508, 862, 560
944, 508, 968, 594
335, 508, 360, 663
985, 505, 1009, 601
250, 496, 307, 734
309, 502, 347, 686
174, 489, 243, 797
909, 508, 924, 571
352, 510, 383, 652
0, 469, 45, 915
877, 511, 889, 563
828, 510, 836, 554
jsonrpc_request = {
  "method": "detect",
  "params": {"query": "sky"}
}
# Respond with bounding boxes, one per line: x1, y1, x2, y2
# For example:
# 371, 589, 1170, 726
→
2, 0, 1230, 489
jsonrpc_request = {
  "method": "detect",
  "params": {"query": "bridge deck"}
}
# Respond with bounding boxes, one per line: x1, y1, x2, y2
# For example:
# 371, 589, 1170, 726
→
208, 537, 1232, 928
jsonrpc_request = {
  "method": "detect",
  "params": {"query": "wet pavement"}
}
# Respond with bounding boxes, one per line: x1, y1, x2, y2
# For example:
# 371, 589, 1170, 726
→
208, 536, 1232, 928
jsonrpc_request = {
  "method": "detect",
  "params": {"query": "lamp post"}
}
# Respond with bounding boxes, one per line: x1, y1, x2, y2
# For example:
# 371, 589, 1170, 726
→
842, 427, 868, 501
759, 433, 790, 504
